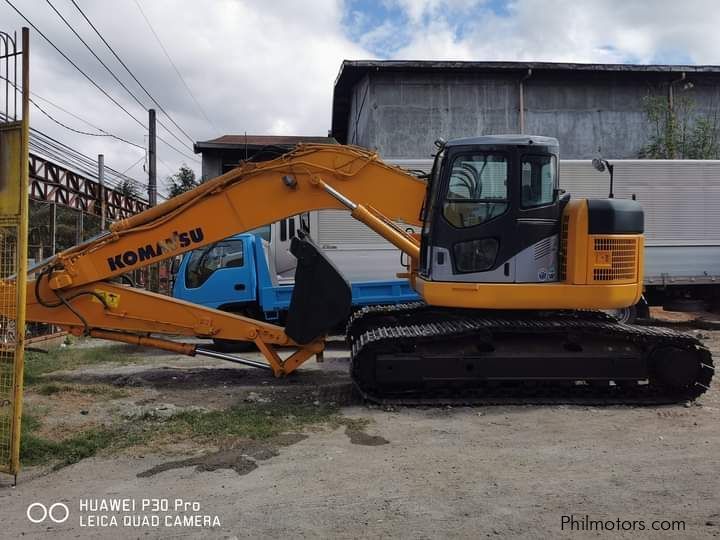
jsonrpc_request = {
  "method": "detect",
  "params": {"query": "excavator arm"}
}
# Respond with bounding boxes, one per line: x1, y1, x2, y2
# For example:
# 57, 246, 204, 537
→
8, 144, 428, 375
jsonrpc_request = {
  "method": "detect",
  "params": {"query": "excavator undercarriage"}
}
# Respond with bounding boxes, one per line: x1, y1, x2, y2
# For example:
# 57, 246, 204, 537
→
347, 303, 714, 404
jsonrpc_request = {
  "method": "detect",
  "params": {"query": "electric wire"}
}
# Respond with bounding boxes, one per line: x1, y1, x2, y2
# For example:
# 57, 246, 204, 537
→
132, 0, 220, 134
68, 0, 198, 144
44, 0, 196, 152
3, 0, 146, 129
1, 73, 144, 149
33, 95, 143, 146
2, 0, 199, 163
121, 155, 145, 174
27, 128, 147, 196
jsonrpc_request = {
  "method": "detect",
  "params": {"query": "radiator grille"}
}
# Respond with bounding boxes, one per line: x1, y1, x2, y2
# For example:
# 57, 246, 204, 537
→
591, 237, 638, 282
558, 215, 569, 281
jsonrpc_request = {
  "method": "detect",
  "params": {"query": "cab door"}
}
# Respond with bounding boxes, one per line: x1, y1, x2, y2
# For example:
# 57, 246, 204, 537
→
424, 144, 560, 283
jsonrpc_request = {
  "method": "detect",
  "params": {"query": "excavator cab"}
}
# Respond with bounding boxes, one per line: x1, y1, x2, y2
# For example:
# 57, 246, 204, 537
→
420, 135, 562, 285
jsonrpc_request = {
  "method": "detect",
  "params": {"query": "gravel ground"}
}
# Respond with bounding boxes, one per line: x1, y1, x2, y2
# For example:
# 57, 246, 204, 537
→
0, 329, 718, 539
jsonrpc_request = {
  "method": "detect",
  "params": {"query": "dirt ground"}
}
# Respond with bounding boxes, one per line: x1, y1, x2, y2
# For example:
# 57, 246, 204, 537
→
1, 327, 719, 539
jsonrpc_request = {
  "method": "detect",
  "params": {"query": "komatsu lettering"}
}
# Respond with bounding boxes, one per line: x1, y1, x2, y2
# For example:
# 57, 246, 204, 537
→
107, 227, 204, 271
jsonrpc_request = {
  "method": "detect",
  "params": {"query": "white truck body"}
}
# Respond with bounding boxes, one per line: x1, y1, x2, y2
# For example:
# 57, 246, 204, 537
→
561, 159, 720, 287
268, 158, 720, 307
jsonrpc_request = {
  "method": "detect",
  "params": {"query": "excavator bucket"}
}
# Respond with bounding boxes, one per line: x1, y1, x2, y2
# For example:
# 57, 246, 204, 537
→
285, 233, 352, 344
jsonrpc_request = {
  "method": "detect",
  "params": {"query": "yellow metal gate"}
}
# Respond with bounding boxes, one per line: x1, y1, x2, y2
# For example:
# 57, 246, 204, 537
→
0, 28, 29, 479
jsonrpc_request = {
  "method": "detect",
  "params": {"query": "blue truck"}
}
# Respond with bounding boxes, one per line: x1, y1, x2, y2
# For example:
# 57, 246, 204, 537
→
171, 232, 419, 333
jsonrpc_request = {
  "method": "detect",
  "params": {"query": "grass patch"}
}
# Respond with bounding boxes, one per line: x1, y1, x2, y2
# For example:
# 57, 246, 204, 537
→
24, 344, 135, 384
19, 402, 366, 470
34, 382, 129, 399
20, 412, 147, 469
160, 403, 339, 441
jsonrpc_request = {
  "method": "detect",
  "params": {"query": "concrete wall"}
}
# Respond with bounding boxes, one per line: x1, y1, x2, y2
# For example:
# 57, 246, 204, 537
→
346, 70, 720, 160
347, 74, 372, 147
200, 152, 222, 180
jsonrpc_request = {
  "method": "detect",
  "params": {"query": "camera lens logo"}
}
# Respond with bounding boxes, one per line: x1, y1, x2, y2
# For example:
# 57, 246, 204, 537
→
26, 502, 70, 524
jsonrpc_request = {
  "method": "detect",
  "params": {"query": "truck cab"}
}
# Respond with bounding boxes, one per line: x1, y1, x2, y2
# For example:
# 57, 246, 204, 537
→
172, 231, 295, 321
172, 226, 420, 325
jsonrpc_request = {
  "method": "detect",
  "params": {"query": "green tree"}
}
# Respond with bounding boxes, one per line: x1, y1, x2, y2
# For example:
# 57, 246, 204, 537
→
639, 94, 720, 159
116, 178, 141, 200
167, 164, 199, 197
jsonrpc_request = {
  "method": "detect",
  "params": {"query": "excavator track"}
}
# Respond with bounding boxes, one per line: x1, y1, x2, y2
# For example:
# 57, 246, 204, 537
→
347, 304, 714, 405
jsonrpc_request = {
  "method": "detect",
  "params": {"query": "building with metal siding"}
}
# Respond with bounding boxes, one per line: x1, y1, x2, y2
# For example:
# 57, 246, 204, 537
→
331, 60, 720, 160
194, 135, 337, 179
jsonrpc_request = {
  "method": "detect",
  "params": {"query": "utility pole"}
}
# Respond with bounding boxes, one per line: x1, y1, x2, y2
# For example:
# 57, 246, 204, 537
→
147, 108, 159, 292
148, 108, 157, 206
98, 154, 105, 230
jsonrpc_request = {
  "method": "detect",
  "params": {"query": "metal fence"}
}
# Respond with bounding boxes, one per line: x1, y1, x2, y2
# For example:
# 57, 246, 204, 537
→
0, 27, 29, 480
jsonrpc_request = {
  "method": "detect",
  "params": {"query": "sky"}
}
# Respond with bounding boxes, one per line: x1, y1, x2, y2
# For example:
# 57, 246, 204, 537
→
1, 0, 720, 198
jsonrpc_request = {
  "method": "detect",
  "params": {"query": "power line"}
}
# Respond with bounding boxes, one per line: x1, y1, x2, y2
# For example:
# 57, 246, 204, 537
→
44, 0, 195, 153
33, 99, 131, 141
156, 131, 200, 163
0, 108, 148, 197
30, 93, 143, 148
0, 107, 122, 183
0, 73, 144, 148
3, 0, 199, 164
132, 0, 220, 134
33, 97, 144, 148
157, 156, 176, 175
121, 155, 145, 174
68, 0, 197, 145
29, 139, 143, 195
3, 0, 147, 130
28, 125, 147, 193
13, 115, 175, 202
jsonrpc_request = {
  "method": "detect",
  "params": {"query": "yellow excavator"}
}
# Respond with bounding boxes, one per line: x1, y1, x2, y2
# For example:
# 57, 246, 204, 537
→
5, 135, 713, 402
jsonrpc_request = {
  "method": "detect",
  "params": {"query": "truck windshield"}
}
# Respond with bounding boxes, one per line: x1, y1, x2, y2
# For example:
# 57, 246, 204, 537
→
185, 239, 244, 289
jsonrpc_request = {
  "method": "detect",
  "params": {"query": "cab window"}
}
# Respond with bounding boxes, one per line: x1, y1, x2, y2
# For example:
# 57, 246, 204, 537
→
521, 155, 556, 208
443, 153, 508, 228
185, 239, 244, 289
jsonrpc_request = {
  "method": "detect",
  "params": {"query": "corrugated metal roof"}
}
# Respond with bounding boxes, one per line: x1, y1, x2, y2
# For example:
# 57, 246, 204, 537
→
335, 60, 720, 80
194, 135, 337, 153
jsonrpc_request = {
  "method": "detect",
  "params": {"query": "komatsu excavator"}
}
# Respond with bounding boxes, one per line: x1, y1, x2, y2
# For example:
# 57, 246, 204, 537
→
6, 135, 713, 403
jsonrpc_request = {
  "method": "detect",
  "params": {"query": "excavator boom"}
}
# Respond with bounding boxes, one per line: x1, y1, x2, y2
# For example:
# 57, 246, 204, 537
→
45, 144, 425, 289
8, 144, 427, 376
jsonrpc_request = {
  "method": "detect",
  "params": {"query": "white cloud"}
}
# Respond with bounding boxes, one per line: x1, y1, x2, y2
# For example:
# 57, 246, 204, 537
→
1, 0, 367, 191
390, 0, 485, 24
381, 0, 720, 64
